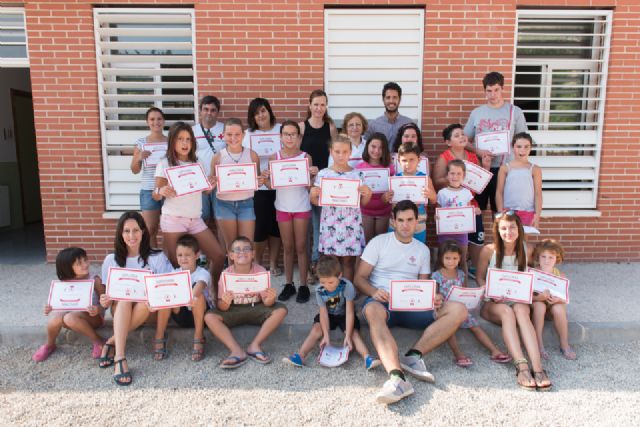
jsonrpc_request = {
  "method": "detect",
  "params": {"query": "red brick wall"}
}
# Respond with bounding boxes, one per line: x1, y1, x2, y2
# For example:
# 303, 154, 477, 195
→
25, 0, 640, 262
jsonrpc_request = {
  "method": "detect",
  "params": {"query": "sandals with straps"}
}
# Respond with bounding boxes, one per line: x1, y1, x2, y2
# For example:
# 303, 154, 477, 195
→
533, 370, 552, 391
192, 337, 205, 362
98, 343, 115, 368
153, 335, 168, 361
113, 358, 132, 386
513, 358, 536, 391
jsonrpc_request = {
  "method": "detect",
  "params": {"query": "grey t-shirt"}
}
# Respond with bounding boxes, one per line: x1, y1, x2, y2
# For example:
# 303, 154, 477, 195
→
365, 113, 414, 151
464, 103, 528, 168
315, 278, 356, 316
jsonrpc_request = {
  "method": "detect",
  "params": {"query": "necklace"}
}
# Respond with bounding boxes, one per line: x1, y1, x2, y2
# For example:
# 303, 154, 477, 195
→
227, 148, 243, 163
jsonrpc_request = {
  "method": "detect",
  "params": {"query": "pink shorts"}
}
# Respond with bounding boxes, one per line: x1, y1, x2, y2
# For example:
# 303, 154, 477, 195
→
276, 210, 311, 222
160, 214, 208, 234
515, 210, 535, 226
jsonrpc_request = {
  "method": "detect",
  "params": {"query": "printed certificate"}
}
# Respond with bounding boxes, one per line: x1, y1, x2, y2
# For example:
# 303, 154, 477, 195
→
389, 176, 427, 204
106, 267, 150, 302
359, 168, 390, 193
222, 271, 271, 295
523, 226, 540, 235
435, 206, 476, 235
216, 163, 258, 194
476, 130, 510, 156
528, 267, 570, 303
269, 158, 310, 188
485, 268, 534, 304
318, 178, 361, 208
250, 133, 281, 157
165, 163, 211, 196
317, 345, 350, 368
144, 271, 193, 310
48, 280, 94, 311
141, 142, 167, 168
446, 286, 484, 310
389, 280, 436, 311
462, 161, 493, 194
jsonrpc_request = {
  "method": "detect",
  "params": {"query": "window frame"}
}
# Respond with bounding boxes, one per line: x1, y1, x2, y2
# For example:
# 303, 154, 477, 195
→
0, 6, 29, 68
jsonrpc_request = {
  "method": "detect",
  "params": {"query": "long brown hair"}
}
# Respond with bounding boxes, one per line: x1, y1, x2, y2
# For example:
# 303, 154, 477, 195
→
166, 121, 197, 166
304, 89, 334, 125
492, 212, 527, 271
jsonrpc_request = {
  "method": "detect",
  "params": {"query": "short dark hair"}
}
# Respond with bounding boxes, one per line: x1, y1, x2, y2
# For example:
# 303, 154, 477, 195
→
247, 97, 276, 131
392, 200, 418, 219
316, 255, 342, 278
280, 120, 301, 135
446, 159, 466, 174
397, 141, 421, 158
361, 132, 391, 166
512, 132, 533, 147
442, 123, 463, 141
56, 247, 88, 281
382, 82, 402, 99
435, 240, 463, 271
393, 122, 423, 153
146, 107, 165, 120
199, 95, 221, 111
228, 235, 253, 252
176, 234, 199, 253
482, 72, 504, 89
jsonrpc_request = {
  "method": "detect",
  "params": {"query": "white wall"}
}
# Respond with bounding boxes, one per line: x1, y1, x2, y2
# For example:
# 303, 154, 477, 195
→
0, 68, 31, 163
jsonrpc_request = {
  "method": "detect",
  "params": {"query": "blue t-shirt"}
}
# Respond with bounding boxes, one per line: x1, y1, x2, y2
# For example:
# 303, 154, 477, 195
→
315, 278, 356, 316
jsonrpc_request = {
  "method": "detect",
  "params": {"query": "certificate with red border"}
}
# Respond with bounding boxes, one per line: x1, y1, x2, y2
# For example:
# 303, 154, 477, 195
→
144, 270, 193, 310
216, 163, 258, 193
359, 168, 390, 193
222, 271, 271, 295
389, 280, 436, 311
106, 267, 150, 302
485, 268, 534, 304
141, 142, 167, 168
528, 267, 570, 303
446, 286, 484, 310
317, 345, 350, 368
269, 158, 310, 188
462, 161, 493, 194
476, 130, 510, 155
250, 134, 281, 157
165, 163, 211, 196
389, 176, 427, 204
435, 206, 476, 235
48, 279, 94, 311
318, 178, 360, 208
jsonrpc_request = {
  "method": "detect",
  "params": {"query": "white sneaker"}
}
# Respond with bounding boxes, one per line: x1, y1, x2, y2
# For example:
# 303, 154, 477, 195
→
400, 354, 435, 383
375, 376, 414, 404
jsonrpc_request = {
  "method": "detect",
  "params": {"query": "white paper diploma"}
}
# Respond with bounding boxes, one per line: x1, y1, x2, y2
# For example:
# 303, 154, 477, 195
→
476, 130, 510, 155
389, 176, 427, 204
269, 158, 310, 188
359, 168, 390, 193
250, 134, 281, 157
165, 163, 211, 196
462, 161, 493, 194
216, 163, 258, 194
393, 154, 428, 176
523, 226, 540, 235
142, 142, 167, 168
436, 206, 476, 234
389, 280, 436, 311
319, 178, 360, 208
485, 268, 534, 304
317, 345, 350, 368
222, 271, 271, 295
528, 268, 570, 303
106, 267, 150, 302
144, 271, 193, 310
446, 286, 484, 310
48, 280, 94, 311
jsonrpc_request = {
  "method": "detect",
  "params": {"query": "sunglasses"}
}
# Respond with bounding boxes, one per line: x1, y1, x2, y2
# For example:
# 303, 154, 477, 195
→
495, 210, 516, 219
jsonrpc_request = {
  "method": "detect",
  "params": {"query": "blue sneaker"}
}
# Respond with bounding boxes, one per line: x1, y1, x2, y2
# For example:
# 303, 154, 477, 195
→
365, 354, 381, 371
283, 353, 304, 367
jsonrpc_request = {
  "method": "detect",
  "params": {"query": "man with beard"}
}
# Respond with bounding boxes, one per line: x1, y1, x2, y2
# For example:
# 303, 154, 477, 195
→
365, 82, 414, 151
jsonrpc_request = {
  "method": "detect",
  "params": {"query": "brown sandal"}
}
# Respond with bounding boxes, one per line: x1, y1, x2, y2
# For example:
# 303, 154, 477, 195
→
513, 359, 536, 391
533, 370, 552, 391
191, 337, 205, 362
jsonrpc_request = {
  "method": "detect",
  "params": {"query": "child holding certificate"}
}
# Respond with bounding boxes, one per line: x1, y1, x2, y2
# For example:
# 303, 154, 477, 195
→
32, 247, 106, 362
476, 212, 551, 391
355, 133, 395, 243
267, 121, 315, 303
432, 241, 510, 368
310, 135, 372, 282
284, 255, 380, 370
495, 133, 542, 228
204, 236, 287, 368
531, 239, 576, 360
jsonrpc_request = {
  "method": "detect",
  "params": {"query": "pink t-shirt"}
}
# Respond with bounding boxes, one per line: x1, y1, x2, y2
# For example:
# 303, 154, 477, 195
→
355, 161, 394, 217
218, 263, 266, 305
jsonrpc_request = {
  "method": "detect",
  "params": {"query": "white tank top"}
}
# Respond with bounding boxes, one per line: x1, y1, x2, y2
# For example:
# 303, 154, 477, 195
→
503, 163, 535, 211
274, 151, 312, 213
216, 148, 255, 202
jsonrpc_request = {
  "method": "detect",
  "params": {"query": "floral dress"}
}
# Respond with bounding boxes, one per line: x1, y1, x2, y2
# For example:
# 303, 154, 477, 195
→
315, 168, 365, 256
432, 269, 479, 328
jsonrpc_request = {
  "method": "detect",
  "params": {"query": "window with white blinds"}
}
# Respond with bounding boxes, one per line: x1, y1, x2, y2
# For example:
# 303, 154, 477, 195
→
324, 8, 424, 128
513, 10, 612, 210
0, 7, 28, 67
94, 8, 197, 211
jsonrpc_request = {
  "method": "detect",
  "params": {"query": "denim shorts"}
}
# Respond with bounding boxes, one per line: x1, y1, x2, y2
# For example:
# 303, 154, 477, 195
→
214, 197, 255, 221
140, 189, 163, 211
201, 192, 216, 221
362, 297, 436, 330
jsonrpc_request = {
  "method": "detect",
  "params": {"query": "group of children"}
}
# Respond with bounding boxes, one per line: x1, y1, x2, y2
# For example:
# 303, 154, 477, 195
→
32, 96, 575, 394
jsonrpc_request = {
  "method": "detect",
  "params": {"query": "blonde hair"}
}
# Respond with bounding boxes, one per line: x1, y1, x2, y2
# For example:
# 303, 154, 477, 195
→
533, 239, 565, 265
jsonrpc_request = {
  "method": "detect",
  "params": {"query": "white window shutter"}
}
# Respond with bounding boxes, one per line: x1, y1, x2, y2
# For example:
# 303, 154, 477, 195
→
0, 7, 28, 68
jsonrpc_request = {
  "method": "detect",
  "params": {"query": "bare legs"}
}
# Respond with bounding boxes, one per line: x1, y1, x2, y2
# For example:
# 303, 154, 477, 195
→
362, 215, 389, 244
278, 218, 309, 285
45, 312, 103, 347
255, 236, 282, 271
141, 209, 161, 248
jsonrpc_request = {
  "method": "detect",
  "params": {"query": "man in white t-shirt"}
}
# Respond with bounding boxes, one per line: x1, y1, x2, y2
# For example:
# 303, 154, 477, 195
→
355, 200, 467, 405
192, 95, 226, 224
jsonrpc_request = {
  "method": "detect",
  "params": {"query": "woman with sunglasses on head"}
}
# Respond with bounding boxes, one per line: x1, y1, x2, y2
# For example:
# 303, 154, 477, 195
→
475, 211, 551, 391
